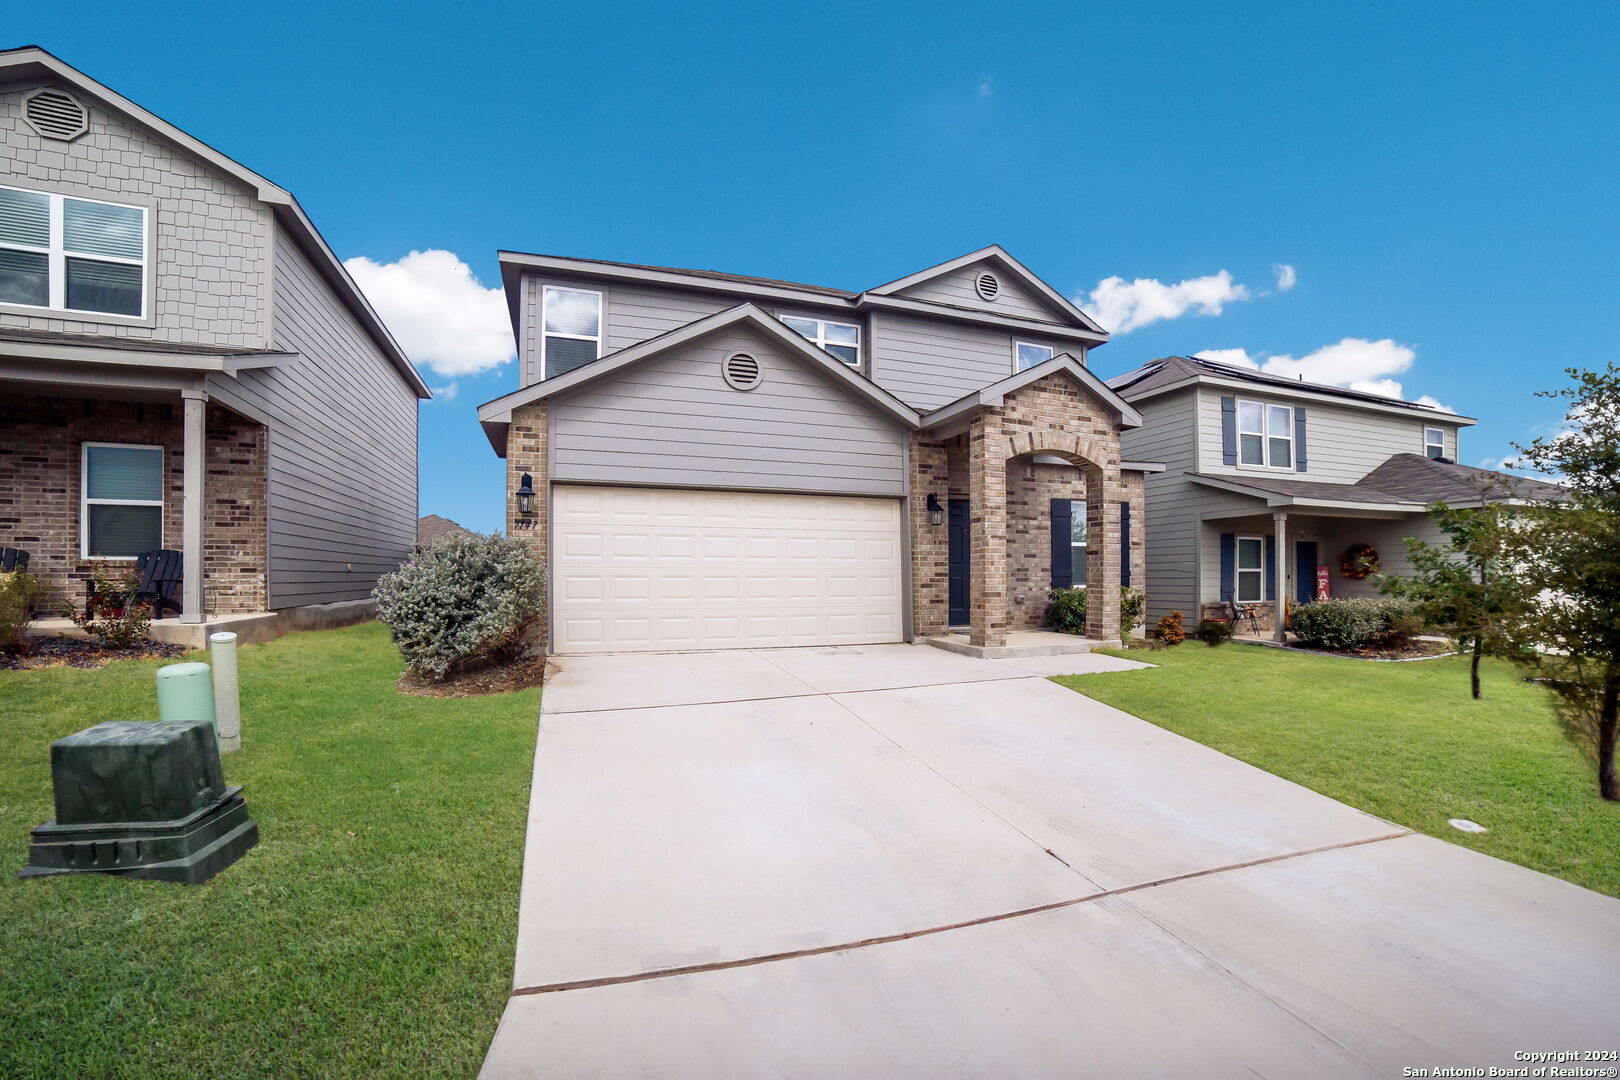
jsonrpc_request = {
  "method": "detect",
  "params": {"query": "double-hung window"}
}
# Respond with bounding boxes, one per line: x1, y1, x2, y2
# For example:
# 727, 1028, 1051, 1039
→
1069, 499, 1087, 585
542, 285, 602, 379
780, 315, 860, 365
1016, 342, 1054, 371
82, 443, 164, 559
1237, 399, 1293, 468
0, 184, 148, 318
1235, 536, 1266, 602
1424, 427, 1446, 459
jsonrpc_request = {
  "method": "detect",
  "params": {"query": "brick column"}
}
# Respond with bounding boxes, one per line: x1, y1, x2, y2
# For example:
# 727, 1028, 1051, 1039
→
909, 435, 950, 637
968, 411, 1008, 649
1084, 464, 1122, 641
506, 401, 549, 652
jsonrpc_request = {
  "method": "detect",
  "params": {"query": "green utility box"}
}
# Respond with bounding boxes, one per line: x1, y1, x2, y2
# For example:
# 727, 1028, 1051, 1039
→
20, 716, 258, 884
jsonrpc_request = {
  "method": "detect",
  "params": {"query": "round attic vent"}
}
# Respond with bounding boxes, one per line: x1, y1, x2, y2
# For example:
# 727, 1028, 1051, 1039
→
24, 89, 89, 141
722, 352, 762, 391
975, 271, 1000, 301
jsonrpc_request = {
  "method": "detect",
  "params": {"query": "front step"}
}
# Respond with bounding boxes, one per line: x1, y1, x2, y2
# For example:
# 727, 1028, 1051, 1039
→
923, 630, 1122, 660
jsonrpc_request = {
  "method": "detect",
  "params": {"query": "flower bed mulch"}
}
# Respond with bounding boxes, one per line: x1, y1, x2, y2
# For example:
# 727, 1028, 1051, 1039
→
1282, 638, 1456, 662
396, 656, 548, 698
2, 636, 190, 670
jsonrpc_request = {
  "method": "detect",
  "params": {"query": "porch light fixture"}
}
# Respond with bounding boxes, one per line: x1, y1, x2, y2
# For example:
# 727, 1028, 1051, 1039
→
926, 493, 944, 527
515, 473, 537, 517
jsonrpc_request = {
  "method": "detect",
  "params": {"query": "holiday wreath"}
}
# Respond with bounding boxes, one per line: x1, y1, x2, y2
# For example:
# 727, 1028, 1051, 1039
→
1339, 543, 1380, 579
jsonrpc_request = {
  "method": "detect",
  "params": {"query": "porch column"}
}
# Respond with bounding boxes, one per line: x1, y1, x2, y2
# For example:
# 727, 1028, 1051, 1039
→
908, 436, 950, 638
181, 390, 206, 624
967, 412, 1007, 649
1273, 511, 1288, 642
1084, 464, 1122, 641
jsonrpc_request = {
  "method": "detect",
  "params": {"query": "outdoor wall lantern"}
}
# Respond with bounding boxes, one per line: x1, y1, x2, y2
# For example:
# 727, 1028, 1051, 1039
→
926, 493, 944, 527
515, 473, 537, 517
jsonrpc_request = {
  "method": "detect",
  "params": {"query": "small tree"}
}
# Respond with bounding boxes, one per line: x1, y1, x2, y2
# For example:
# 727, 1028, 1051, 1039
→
1154, 610, 1185, 645
1380, 496, 1532, 700
1502, 364, 1620, 800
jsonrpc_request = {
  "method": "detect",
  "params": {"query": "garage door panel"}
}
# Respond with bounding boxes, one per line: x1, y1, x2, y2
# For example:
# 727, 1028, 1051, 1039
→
552, 486, 904, 654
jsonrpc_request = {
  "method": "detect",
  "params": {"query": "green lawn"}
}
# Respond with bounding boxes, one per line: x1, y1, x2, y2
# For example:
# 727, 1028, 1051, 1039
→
0, 622, 538, 1079
1061, 643, 1619, 897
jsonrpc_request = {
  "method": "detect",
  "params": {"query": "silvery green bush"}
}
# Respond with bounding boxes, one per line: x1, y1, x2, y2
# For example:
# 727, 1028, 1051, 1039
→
1289, 596, 1418, 651
373, 532, 546, 680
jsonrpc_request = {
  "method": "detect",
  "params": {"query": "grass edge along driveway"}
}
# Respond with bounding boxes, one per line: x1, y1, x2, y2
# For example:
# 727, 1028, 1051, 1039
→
0, 621, 538, 1080
1060, 643, 1619, 898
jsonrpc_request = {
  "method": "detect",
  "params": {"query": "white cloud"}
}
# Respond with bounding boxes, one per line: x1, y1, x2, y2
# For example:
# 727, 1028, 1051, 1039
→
1195, 336, 1454, 412
1274, 263, 1297, 291
977, 76, 993, 97
1081, 270, 1250, 334
345, 250, 514, 378
430, 382, 459, 401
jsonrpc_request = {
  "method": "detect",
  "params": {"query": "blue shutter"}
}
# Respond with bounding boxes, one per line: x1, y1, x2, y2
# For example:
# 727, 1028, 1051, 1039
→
1294, 407, 1308, 472
1265, 535, 1277, 601
1219, 533, 1235, 602
1221, 396, 1237, 466
1050, 498, 1072, 589
1119, 501, 1132, 587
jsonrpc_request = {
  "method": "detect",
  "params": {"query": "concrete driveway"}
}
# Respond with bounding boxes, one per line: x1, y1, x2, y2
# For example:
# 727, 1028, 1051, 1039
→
481, 644, 1620, 1079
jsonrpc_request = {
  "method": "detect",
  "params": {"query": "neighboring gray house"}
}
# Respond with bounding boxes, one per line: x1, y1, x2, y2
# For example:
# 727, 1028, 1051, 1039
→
0, 48, 429, 643
477, 247, 1155, 655
1110, 355, 1562, 638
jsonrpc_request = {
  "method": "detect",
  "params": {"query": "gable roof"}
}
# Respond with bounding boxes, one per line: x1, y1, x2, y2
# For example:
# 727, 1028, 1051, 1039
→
0, 46, 429, 398
1109, 355, 1476, 425
919, 353, 1143, 434
864, 245, 1108, 334
417, 514, 474, 544
476, 303, 921, 454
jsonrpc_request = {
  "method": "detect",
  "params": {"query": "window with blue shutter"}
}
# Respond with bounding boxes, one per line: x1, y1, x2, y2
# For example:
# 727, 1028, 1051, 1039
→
1119, 501, 1132, 587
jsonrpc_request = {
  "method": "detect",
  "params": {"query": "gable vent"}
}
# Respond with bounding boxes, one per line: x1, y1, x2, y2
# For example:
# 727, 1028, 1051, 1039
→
975, 271, 1000, 301
23, 89, 89, 141
722, 352, 762, 391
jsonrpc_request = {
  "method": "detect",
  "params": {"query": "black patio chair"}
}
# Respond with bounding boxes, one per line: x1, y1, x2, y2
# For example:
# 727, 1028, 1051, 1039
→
132, 549, 184, 619
0, 547, 29, 572
1218, 597, 1263, 634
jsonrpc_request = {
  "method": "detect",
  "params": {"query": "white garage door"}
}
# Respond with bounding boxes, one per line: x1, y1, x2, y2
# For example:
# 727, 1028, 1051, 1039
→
551, 485, 904, 654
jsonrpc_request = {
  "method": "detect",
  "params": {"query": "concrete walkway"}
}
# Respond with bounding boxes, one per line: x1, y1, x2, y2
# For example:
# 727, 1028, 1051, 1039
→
482, 643, 1620, 1079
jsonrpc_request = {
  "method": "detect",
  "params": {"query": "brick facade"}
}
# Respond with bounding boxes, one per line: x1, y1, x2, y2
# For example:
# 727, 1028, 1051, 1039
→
505, 401, 549, 650
0, 392, 266, 616
910, 371, 1135, 648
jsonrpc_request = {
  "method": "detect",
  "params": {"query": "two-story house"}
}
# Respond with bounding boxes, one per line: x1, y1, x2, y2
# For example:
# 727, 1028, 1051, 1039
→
0, 48, 429, 644
476, 247, 1158, 655
1110, 354, 1564, 639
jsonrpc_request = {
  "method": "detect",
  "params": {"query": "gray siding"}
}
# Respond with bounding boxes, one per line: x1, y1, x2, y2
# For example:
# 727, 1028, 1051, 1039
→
549, 323, 905, 496
895, 260, 1061, 324
0, 80, 272, 347
205, 226, 418, 608
1120, 390, 1203, 620
868, 311, 1076, 412
1194, 386, 1464, 481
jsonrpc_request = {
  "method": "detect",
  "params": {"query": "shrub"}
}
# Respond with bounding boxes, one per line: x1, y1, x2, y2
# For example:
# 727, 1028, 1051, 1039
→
1288, 597, 1420, 651
0, 571, 42, 654
70, 564, 152, 649
373, 532, 547, 681
1194, 619, 1233, 647
1154, 610, 1186, 645
1045, 585, 1149, 637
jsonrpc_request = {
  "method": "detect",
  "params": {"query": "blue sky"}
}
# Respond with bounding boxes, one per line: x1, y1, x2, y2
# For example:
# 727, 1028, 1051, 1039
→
15, 2, 1618, 532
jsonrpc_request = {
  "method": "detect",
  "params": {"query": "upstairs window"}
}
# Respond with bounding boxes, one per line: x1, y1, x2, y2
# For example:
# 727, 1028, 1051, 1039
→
1016, 342, 1054, 371
0, 184, 148, 318
542, 286, 602, 378
82, 443, 164, 559
1237, 399, 1293, 469
780, 315, 860, 365
1424, 427, 1446, 459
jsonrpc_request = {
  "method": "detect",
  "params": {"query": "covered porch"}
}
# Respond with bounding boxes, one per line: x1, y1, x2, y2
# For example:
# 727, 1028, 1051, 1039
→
1, 333, 287, 636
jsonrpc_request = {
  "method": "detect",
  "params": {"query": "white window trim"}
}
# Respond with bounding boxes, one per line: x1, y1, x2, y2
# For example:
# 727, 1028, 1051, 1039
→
1424, 427, 1446, 458
779, 314, 862, 366
540, 285, 603, 379
1014, 341, 1055, 373
0, 182, 150, 320
80, 442, 164, 561
1235, 534, 1266, 603
1236, 398, 1295, 471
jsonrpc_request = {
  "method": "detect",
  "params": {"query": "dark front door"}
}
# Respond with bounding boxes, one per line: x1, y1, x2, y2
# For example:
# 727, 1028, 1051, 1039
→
1296, 540, 1319, 604
948, 498, 970, 626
